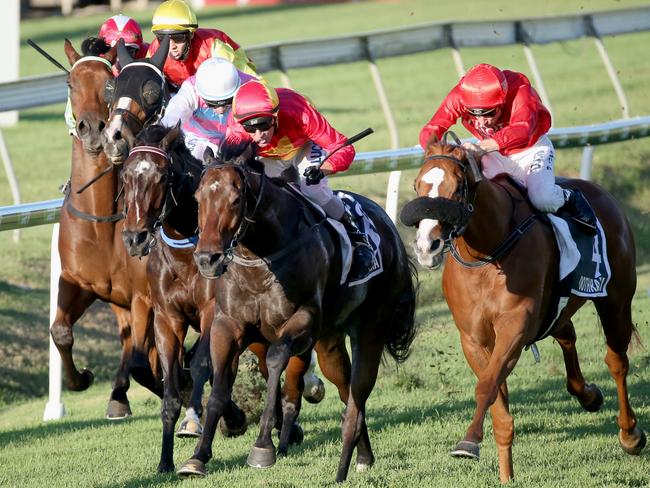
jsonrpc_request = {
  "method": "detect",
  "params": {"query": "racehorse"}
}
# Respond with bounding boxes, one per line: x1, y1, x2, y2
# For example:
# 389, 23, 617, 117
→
54, 38, 161, 419
101, 37, 170, 165
120, 124, 324, 473
176, 142, 418, 482
399, 137, 646, 482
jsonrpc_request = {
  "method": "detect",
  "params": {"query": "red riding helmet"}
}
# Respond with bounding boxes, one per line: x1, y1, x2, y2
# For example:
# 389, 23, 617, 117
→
232, 80, 280, 123
459, 64, 508, 111
99, 14, 144, 49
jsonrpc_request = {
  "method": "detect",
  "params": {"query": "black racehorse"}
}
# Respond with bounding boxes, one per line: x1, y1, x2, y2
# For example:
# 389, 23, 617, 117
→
176, 142, 418, 482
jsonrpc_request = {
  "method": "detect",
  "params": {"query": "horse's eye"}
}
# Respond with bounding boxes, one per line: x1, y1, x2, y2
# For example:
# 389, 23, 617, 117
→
142, 80, 161, 107
104, 79, 115, 104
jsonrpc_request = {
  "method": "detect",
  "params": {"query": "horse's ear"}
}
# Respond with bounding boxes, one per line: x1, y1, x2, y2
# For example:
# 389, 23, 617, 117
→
150, 35, 170, 71
116, 39, 134, 67
161, 121, 181, 153
203, 146, 216, 164
104, 45, 118, 65
63, 38, 81, 66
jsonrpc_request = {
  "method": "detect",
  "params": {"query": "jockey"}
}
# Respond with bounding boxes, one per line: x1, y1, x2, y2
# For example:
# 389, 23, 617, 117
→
419, 63, 596, 234
161, 57, 255, 160
227, 80, 376, 282
147, 0, 258, 91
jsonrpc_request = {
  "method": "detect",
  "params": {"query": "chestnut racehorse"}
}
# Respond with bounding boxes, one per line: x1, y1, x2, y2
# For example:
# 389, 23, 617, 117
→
120, 125, 324, 473
53, 38, 161, 419
177, 143, 418, 482
400, 138, 646, 482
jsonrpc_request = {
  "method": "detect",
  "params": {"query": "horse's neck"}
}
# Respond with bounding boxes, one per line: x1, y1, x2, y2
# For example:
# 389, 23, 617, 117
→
68, 138, 120, 211
165, 172, 199, 238
241, 176, 305, 257
462, 180, 514, 252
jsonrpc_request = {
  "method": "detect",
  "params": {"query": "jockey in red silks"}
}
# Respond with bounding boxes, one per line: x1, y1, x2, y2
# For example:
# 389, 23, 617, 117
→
420, 63, 596, 234
99, 14, 149, 75
146, 0, 258, 91
161, 57, 255, 160
225, 79, 376, 281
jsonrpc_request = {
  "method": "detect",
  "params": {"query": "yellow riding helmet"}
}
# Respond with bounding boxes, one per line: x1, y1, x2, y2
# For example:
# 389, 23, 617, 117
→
151, 0, 198, 34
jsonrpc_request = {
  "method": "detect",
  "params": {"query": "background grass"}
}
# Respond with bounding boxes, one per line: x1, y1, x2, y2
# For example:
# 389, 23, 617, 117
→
1, 0, 650, 486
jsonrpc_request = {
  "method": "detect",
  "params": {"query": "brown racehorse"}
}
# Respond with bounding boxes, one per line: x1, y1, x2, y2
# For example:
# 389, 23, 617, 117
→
120, 124, 321, 473
400, 138, 646, 483
176, 143, 418, 482
54, 38, 161, 419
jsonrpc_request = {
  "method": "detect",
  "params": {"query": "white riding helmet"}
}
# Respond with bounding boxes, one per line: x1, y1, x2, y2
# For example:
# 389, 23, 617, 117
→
195, 57, 241, 104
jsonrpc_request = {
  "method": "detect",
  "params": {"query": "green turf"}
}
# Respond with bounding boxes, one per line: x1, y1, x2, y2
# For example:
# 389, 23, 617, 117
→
1, 1, 650, 485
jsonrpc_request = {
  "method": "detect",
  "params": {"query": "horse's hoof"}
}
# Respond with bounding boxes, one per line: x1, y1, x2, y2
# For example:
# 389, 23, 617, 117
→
450, 440, 480, 460
619, 426, 647, 455
218, 414, 247, 438
579, 383, 604, 412
247, 446, 276, 468
176, 418, 203, 438
69, 368, 95, 392
106, 399, 132, 420
278, 422, 304, 445
356, 454, 374, 472
303, 377, 325, 404
157, 461, 175, 474
176, 458, 206, 477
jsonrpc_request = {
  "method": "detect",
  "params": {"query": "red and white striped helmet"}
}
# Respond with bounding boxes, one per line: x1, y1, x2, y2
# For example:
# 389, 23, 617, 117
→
99, 14, 143, 50
459, 64, 508, 110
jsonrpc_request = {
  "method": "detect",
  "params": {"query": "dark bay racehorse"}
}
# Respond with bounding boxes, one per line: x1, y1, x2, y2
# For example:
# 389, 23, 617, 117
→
102, 37, 170, 165
176, 143, 418, 482
120, 125, 321, 473
400, 138, 646, 482
54, 38, 161, 419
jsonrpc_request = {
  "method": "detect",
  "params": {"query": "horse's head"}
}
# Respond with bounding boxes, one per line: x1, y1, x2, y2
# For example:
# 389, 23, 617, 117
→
193, 144, 258, 278
64, 38, 116, 155
102, 37, 169, 165
120, 123, 183, 257
400, 136, 479, 268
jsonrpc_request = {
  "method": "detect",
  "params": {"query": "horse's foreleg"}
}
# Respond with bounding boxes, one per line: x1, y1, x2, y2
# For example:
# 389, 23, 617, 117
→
336, 327, 383, 483
129, 294, 161, 397
154, 315, 185, 473
177, 308, 213, 439
551, 318, 603, 411
595, 299, 647, 455
489, 381, 514, 484
106, 304, 133, 419
177, 317, 243, 477
277, 352, 309, 455
50, 277, 96, 391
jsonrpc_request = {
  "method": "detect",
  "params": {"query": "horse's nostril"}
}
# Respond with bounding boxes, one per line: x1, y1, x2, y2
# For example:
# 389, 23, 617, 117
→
114, 130, 122, 141
98, 120, 106, 132
135, 231, 149, 246
77, 120, 87, 134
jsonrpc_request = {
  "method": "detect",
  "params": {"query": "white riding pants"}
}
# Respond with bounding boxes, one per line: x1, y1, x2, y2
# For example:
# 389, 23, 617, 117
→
258, 142, 345, 219
480, 135, 565, 213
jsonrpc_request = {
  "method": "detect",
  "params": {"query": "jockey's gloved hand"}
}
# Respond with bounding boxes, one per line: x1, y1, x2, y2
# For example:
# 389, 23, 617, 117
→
303, 165, 325, 185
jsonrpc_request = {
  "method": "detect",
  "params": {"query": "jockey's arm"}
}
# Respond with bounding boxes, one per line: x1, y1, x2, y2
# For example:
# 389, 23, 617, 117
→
160, 79, 197, 127
492, 86, 539, 152
419, 86, 464, 149
301, 104, 354, 175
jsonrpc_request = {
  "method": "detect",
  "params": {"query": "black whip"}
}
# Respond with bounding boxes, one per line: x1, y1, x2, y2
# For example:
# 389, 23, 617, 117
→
27, 39, 69, 74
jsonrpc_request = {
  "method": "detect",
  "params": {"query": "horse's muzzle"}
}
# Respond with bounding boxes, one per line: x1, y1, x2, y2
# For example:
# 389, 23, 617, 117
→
122, 229, 153, 257
101, 130, 129, 165
194, 251, 227, 279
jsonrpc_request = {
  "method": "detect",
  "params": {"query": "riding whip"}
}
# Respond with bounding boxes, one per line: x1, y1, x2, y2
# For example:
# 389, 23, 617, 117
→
27, 39, 70, 74
318, 127, 374, 169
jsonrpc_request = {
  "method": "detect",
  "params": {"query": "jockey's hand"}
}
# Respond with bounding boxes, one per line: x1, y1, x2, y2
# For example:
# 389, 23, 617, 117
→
303, 165, 325, 185
462, 141, 485, 158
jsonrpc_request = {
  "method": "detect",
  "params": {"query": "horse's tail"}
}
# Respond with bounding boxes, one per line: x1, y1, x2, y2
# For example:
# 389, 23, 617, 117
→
384, 257, 419, 363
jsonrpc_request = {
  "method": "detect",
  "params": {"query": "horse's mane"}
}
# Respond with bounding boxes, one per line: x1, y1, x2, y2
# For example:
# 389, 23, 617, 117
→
81, 37, 111, 57
218, 141, 265, 173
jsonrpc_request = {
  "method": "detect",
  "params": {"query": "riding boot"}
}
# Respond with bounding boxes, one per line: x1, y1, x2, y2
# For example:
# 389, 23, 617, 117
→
339, 210, 376, 282
558, 188, 597, 236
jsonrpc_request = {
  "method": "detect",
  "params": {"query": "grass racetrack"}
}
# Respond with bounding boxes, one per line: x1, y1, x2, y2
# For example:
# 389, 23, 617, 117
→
1, 1, 649, 486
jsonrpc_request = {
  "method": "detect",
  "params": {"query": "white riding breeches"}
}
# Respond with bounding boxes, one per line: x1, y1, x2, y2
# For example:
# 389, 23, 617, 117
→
480, 135, 565, 213
258, 142, 345, 219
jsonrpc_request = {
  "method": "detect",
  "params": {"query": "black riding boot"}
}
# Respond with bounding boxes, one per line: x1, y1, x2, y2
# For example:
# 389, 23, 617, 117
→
558, 188, 597, 235
340, 211, 376, 282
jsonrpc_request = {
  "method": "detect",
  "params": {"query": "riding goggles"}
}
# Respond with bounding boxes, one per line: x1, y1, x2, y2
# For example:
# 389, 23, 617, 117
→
466, 106, 498, 117
241, 116, 275, 133
205, 97, 233, 108
155, 32, 191, 43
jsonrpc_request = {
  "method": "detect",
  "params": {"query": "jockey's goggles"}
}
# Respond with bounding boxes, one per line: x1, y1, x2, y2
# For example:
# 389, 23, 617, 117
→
205, 97, 233, 108
241, 116, 275, 133
466, 106, 498, 117
155, 32, 190, 43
